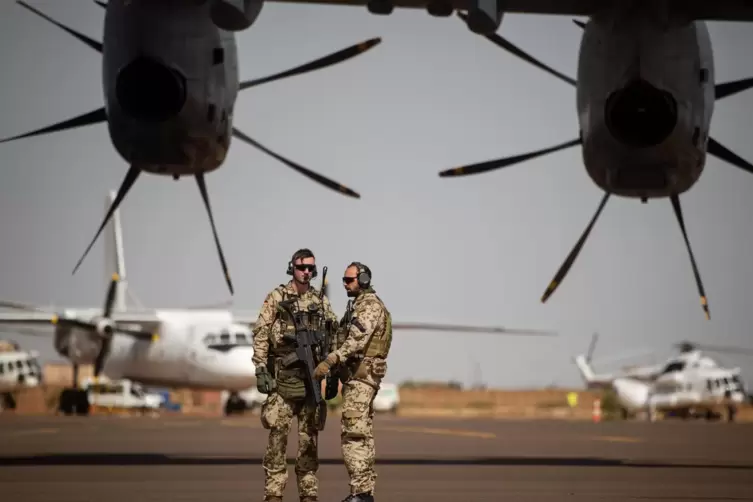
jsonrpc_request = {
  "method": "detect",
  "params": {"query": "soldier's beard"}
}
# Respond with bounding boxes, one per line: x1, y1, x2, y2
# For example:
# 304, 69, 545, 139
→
346, 289, 358, 297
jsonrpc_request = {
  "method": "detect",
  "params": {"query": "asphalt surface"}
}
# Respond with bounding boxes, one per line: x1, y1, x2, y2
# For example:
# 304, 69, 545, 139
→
1, 413, 752, 501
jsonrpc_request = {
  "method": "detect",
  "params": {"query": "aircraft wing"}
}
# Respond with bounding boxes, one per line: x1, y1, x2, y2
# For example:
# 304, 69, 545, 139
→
265, 0, 753, 21
0, 307, 162, 329
232, 310, 555, 336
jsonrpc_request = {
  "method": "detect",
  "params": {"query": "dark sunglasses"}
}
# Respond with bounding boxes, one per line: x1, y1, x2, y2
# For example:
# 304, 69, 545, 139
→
342, 277, 357, 284
294, 264, 316, 272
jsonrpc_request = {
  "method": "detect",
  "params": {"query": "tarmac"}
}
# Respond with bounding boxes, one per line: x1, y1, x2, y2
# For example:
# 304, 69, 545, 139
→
1, 413, 753, 501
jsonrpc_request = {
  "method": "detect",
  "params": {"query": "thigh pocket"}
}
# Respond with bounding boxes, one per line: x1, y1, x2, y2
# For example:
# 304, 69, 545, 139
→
341, 401, 370, 439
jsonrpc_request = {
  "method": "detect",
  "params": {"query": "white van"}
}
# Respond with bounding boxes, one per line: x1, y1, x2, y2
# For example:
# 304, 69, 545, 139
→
82, 378, 163, 412
373, 382, 400, 413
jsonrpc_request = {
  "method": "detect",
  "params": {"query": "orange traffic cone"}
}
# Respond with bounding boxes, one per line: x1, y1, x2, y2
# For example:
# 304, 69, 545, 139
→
592, 398, 602, 423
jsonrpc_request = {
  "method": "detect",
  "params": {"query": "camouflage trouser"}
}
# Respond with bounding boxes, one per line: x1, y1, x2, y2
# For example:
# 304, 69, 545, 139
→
340, 367, 383, 495
260, 392, 321, 499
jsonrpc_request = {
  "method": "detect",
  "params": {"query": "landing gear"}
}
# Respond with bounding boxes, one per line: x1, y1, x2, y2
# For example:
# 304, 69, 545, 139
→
223, 392, 246, 416
58, 388, 90, 416
367, 0, 393, 15
57, 362, 90, 416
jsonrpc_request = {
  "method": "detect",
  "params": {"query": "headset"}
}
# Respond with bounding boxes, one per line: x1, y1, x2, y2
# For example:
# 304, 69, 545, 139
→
349, 261, 372, 289
286, 248, 318, 278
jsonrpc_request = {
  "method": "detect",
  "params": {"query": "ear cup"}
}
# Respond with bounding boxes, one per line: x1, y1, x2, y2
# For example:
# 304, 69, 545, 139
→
357, 271, 370, 288
286, 261, 293, 275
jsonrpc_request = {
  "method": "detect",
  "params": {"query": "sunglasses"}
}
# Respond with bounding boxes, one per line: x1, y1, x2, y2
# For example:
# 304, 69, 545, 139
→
342, 277, 357, 284
294, 264, 316, 272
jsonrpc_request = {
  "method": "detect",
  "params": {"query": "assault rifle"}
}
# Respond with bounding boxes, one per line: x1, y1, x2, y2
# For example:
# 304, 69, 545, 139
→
277, 299, 327, 409
324, 299, 352, 400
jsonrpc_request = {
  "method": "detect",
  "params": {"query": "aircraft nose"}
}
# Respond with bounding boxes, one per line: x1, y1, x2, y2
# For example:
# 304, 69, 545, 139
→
223, 347, 256, 388
116, 57, 187, 123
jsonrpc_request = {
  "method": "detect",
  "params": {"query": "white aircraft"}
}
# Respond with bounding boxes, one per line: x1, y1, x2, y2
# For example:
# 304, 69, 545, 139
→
574, 335, 751, 422
0, 191, 557, 416
420, 5, 753, 318
0, 0, 380, 295
0, 339, 43, 393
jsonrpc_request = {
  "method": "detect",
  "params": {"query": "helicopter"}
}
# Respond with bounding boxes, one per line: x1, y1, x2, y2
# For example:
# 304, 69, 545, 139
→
573, 334, 751, 422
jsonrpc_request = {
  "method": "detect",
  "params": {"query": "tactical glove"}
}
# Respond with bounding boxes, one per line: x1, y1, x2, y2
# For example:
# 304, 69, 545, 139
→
314, 352, 339, 380
256, 365, 276, 394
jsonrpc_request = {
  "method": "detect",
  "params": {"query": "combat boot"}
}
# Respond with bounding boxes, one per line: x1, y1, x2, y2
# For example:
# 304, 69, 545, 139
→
264, 497, 282, 502
300, 497, 317, 502
340, 493, 374, 502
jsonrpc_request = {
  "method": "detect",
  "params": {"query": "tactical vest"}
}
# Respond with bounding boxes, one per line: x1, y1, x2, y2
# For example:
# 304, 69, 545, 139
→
340, 291, 392, 359
268, 284, 325, 401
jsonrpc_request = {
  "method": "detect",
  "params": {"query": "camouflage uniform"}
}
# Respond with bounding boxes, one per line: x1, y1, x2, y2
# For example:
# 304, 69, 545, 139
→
333, 286, 392, 498
252, 281, 338, 502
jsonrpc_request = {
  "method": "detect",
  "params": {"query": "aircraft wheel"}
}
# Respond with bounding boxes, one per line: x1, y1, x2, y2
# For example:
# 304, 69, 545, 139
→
58, 388, 90, 416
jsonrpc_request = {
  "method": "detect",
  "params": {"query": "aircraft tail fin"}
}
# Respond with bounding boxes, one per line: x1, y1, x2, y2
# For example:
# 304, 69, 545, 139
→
104, 190, 128, 312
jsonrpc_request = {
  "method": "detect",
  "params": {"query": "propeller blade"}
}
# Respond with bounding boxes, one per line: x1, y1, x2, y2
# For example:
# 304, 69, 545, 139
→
103, 274, 119, 318
458, 12, 576, 87
708, 137, 753, 175
94, 1, 106, 7
72, 165, 141, 276
439, 138, 581, 178
715, 76, 753, 100
0, 107, 107, 145
239, 38, 382, 91
17, 1, 103, 53
669, 194, 709, 320
390, 322, 556, 336
195, 173, 234, 296
541, 191, 610, 303
231, 127, 360, 198
0, 301, 48, 313
586, 332, 599, 363
573, 19, 586, 29
93, 339, 110, 377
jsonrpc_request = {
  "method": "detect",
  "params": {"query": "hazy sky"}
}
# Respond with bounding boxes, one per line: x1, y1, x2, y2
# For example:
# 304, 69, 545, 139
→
1, 1, 753, 389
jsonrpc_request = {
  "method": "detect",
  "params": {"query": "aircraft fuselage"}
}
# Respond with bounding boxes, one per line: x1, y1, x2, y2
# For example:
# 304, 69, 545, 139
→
103, 1, 255, 176
53, 309, 256, 391
577, 5, 714, 199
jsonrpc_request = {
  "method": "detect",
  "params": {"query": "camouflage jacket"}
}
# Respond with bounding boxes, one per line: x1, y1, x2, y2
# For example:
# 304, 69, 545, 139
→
252, 281, 338, 367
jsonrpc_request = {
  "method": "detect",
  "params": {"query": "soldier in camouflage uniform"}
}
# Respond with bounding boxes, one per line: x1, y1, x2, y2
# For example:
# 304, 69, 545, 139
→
252, 248, 339, 502
314, 262, 392, 502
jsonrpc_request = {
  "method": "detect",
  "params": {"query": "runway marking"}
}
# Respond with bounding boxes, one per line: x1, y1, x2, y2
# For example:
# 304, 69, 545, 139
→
220, 419, 260, 428
382, 425, 496, 439
593, 435, 644, 443
9, 428, 59, 436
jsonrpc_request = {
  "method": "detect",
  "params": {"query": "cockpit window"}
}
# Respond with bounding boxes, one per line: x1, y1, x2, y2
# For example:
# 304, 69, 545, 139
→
661, 361, 685, 373
203, 330, 251, 351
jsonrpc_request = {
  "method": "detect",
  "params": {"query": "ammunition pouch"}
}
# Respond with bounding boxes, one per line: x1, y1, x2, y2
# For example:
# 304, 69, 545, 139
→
275, 366, 307, 401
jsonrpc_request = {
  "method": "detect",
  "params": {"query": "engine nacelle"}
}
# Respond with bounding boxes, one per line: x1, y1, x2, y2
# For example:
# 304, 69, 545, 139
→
53, 325, 103, 365
210, 0, 264, 32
